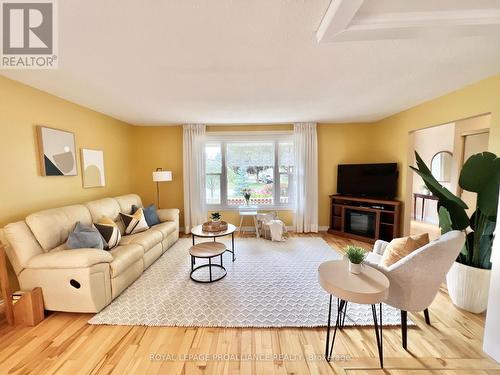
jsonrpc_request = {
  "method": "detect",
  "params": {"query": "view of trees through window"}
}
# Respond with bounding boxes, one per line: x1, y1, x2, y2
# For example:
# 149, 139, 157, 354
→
205, 140, 294, 207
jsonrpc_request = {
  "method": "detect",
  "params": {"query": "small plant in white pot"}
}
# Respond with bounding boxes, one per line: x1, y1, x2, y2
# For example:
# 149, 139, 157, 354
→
345, 246, 367, 274
412, 151, 499, 313
210, 212, 221, 222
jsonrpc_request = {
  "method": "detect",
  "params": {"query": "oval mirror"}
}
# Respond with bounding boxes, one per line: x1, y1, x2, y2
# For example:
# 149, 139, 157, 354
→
431, 151, 453, 182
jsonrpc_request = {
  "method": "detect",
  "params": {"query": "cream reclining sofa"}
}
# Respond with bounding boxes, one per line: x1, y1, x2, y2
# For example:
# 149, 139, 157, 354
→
0, 194, 179, 313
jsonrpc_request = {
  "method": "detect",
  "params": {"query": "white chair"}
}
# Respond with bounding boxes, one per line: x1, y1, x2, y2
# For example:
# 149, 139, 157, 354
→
364, 230, 465, 350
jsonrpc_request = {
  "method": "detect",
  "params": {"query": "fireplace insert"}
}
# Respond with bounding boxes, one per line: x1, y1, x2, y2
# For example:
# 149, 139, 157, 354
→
345, 209, 376, 238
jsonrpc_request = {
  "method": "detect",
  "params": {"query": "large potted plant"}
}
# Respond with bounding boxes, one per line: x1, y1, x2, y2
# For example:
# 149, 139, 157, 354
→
411, 151, 499, 313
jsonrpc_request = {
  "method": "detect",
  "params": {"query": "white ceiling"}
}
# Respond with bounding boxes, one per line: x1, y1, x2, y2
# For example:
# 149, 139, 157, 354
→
2, 0, 500, 125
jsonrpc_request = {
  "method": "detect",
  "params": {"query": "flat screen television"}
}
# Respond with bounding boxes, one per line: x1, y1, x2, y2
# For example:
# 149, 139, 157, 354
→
337, 163, 398, 199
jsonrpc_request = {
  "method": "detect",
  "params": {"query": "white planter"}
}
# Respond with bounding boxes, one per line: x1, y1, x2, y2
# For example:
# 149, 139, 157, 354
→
446, 261, 491, 314
349, 262, 362, 274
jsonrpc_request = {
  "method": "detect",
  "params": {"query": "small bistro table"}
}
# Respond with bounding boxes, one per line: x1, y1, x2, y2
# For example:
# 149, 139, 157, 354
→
189, 242, 227, 283
318, 260, 390, 368
191, 223, 237, 262
238, 209, 259, 238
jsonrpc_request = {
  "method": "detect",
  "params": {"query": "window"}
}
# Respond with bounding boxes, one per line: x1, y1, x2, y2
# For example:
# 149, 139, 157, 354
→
205, 135, 294, 208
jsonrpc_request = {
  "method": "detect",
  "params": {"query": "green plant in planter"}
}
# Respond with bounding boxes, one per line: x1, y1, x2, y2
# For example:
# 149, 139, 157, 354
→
210, 212, 221, 222
345, 246, 367, 264
411, 151, 500, 270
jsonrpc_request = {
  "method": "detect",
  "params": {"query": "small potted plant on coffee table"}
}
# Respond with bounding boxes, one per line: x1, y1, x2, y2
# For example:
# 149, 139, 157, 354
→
211, 212, 221, 223
345, 245, 367, 274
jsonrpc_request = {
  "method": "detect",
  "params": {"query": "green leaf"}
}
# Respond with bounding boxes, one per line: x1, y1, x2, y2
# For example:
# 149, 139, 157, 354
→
411, 152, 468, 209
440, 201, 470, 230
438, 206, 453, 234
459, 152, 500, 218
478, 234, 493, 269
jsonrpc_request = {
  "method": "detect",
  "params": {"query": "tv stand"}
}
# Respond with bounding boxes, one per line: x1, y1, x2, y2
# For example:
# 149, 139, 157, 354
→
328, 195, 401, 243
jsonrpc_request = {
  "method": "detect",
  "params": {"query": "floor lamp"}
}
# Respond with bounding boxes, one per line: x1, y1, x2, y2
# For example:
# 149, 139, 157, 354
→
152, 168, 172, 208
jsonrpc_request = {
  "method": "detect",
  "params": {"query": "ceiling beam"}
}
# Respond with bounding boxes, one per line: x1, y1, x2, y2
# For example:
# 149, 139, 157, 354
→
318, 5, 500, 43
316, 0, 365, 43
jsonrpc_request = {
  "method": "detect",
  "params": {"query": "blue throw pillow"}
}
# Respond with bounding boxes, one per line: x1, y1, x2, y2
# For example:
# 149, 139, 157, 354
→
67, 222, 105, 250
132, 204, 160, 227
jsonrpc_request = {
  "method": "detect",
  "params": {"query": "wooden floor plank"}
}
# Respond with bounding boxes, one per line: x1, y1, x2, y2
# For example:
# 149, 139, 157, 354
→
0, 232, 497, 375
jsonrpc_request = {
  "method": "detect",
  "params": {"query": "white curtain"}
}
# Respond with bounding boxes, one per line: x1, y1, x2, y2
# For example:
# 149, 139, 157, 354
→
183, 124, 207, 233
294, 122, 319, 233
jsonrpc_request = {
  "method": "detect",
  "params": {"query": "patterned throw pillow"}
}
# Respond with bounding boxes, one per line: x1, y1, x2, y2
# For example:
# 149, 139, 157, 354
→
132, 204, 160, 227
94, 217, 122, 250
381, 233, 430, 267
120, 208, 149, 235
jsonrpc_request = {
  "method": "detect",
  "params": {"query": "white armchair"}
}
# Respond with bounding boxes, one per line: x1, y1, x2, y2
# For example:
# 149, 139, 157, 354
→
365, 230, 466, 350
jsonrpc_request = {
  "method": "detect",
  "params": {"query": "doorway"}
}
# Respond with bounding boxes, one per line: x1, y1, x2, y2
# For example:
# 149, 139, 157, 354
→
408, 114, 491, 240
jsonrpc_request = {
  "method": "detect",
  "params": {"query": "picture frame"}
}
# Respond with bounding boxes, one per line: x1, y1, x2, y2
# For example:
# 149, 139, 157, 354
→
81, 148, 106, 188
37, 126, 77, 176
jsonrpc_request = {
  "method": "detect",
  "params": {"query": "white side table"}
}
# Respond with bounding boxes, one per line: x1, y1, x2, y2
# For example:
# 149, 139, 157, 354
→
318, 259, 390, 368
238, 207, 259, 238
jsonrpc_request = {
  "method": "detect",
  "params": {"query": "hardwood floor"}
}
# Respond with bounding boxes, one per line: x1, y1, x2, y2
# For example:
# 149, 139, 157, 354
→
0, 232, 498, 375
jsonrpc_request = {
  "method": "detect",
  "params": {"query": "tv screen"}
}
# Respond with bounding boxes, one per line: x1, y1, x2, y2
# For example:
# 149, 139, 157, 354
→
337, 163, 398, 199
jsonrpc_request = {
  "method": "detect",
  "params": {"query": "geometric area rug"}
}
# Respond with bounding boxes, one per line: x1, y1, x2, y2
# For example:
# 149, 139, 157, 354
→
89, 237, 412, 327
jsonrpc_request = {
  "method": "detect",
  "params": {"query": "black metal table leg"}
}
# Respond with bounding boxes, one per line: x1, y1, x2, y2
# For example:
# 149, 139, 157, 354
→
325, 295, 333, 360
371, 303, 384, 368
209, 258, 212, 282
232, 232, 235, 261
341, 302, 348, 328
325, 297, 347, 362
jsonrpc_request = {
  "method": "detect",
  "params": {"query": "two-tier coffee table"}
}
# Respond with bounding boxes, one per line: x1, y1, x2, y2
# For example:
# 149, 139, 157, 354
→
189, 242, 227, 283
318, 259, 390, 368
191, 223, 237, 261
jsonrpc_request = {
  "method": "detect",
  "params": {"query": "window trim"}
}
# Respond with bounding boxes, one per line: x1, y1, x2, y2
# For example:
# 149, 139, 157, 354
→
205, 132, 295, 211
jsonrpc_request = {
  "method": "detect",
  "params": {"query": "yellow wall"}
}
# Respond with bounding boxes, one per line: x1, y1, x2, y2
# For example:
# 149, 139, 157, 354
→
130, 126, 185, 223
0, 76, 135, 228
371, 74, 500, 233
2, 73, 499, 234
131, 123, 377, 228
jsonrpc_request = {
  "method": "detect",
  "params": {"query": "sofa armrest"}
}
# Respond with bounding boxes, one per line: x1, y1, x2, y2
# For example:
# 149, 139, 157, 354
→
26, 249, 113, 269
157, 208, 180, 223
373, 240, 390, 256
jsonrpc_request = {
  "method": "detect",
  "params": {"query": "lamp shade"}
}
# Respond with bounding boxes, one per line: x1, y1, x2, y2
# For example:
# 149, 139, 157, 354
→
152, 170, 172, 182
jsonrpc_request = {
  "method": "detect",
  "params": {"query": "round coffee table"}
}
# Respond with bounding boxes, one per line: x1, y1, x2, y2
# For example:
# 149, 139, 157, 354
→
318, 259, 390, 368
189, 242, 227, 283
191, 223, 237, 262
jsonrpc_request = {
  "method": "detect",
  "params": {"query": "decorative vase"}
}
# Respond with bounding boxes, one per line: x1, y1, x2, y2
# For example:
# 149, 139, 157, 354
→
446, 261, 491, 314
349, 262, 362, 275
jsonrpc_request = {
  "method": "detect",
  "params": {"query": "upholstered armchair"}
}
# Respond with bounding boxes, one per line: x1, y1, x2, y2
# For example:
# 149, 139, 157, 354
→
364, 230, 465, 349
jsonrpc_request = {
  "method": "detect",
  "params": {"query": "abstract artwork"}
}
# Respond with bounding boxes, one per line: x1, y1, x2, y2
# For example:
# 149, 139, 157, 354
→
37, 126, 77, 176
81, 148, 105, 188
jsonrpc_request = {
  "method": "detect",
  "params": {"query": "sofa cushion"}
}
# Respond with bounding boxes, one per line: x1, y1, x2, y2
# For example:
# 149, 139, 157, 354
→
67, 222, 105, 250
109, 244, 143, 277
27, 248, 113, 269
119, 230, 162, 252
115, 194, 143, 215
25, 205, 92, 251
85, 197, 121, 223
150, 222, 177, 240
